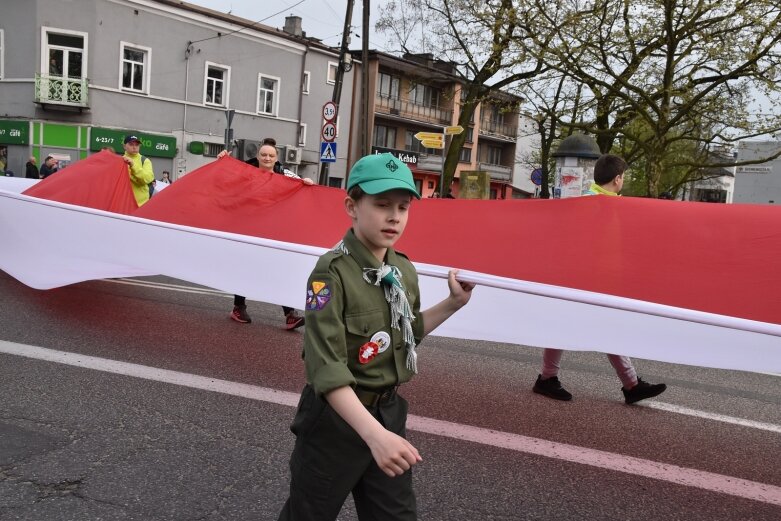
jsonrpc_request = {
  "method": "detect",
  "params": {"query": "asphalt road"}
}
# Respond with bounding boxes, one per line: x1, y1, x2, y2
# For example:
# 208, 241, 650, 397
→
1, 271, 779, 520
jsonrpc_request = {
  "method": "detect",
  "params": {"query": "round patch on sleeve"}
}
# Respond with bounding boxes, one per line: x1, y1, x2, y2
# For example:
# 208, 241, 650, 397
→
306, 281, 331, 311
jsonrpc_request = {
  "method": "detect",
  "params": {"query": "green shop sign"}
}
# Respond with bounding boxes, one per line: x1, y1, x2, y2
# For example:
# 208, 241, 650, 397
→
90, 128, 177, 158
0, 120, 30, 145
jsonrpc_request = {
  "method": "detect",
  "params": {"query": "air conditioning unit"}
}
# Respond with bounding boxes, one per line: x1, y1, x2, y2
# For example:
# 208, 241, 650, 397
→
235, 139, 260, 161
285, 146, 302, 165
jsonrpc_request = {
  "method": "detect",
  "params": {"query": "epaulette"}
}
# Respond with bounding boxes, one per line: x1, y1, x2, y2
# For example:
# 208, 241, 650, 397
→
313, 249, 344, 271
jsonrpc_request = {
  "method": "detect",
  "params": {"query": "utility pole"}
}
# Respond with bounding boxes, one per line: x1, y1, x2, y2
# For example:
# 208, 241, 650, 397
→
360, 0, 370, 156
318, 0, 355, 185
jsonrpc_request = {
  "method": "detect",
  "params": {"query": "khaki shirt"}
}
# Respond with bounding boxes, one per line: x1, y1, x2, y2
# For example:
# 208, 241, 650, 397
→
303, 229, 425, 396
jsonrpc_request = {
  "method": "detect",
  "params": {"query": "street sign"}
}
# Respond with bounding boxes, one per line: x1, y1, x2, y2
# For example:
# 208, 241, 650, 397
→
321, 122, 337, 142
320, 141, 337, 163
420, 139, 445, 149
322, 101, 337, 122
531, 168, 543, 186
414, 131, 443, 142
444, 125, 464, 135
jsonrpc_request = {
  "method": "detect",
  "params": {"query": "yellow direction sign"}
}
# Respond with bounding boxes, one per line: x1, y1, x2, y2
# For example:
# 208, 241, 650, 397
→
420, 139, 445, 149
414, 131, 443, 142
445, 125, 464, 135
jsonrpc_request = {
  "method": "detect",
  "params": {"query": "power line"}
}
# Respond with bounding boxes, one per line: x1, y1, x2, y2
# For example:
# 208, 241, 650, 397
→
188, 0, 306, 45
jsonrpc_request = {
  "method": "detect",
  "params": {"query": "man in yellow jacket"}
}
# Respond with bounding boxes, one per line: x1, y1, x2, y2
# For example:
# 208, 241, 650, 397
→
122, 135, 155, 207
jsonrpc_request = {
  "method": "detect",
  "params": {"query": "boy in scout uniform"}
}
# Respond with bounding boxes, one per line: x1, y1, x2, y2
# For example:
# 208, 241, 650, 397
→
278, 153, 474, 520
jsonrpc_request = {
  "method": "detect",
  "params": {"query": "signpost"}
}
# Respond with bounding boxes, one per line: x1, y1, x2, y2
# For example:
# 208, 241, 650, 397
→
413, 125, 465, 196
319, 101, 339, 184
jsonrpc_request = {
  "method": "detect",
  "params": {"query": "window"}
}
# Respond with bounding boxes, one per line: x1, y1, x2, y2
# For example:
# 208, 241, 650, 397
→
257, 74, 280, 115
459, 147, 472, 163
409, 83, 440, 108
487, 145, 502, 165
465, 127, 474, 143
373, 124, 397, 148
302, 71, 310, 94
42, 27, 87, 79
0, 30, 4, 80
120, 42, 151, 94
298, 123, 307, 146
327, 61, 338, 85
204, 62, 230, 106
489, 106, 504, 127
328, 177, 343, 188
377, 72, 400, 99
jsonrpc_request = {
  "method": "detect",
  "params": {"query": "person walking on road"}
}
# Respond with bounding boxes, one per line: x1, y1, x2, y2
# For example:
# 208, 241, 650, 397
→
277, 153, 475, 520
532, 154, 668, 405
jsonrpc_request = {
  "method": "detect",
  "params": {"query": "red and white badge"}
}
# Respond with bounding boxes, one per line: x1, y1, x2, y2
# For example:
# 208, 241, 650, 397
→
358, 341, 380, 364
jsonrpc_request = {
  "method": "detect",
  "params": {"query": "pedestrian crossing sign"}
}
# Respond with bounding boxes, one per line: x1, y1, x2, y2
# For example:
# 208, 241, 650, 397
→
320, 141, 337, 163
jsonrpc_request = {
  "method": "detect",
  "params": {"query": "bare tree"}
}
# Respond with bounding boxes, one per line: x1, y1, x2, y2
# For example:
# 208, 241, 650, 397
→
528, 0, 781, 196
377, 0, 552, 195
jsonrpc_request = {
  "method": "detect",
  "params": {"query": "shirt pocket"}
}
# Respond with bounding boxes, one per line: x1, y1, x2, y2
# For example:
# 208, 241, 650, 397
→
344, 309, 386, 341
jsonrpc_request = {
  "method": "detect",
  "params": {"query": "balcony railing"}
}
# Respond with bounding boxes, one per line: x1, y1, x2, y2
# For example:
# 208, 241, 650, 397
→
376, 95, 452, 125
478, 162, 512, 180
479, 119, 517, 140
35, 73, 89, 107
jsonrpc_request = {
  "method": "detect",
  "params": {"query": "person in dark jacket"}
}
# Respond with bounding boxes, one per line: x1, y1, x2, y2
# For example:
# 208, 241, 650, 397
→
39, 156, 58, 178
25, 156, 40, 179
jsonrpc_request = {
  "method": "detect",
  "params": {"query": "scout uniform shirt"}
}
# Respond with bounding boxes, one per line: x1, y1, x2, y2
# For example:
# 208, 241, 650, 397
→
303, 229, 425, 396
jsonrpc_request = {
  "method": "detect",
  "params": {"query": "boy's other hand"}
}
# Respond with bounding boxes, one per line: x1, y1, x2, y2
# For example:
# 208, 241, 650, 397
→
368, 429, 422, 477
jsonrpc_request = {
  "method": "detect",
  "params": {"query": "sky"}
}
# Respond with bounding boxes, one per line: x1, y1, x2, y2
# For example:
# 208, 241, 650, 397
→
187, 0, 394, 52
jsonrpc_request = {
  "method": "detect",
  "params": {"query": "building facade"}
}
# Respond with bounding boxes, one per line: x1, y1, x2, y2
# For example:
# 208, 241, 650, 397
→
732, 140, 781, 205
355, 50, 529, 199
0, 0, 358, 186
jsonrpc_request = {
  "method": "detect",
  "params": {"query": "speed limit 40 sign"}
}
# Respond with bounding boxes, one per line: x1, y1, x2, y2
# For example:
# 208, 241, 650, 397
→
321, 122, 337, 142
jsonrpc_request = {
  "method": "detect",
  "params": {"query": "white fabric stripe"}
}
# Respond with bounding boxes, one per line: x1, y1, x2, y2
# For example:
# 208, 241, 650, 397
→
1, 340, 779, 507
1, 189, 780, 373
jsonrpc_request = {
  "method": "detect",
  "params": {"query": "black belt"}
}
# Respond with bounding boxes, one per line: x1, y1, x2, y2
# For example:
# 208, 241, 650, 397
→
354, 386, 399, 407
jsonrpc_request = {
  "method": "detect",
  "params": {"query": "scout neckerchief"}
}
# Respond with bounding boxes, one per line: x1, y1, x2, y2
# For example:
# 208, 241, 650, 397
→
333, 232, 419, 373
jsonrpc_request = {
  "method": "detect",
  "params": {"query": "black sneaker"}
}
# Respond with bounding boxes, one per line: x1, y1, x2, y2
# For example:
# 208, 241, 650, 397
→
622, 378, 666, 404
231, 305, 252, 324
533, 374, 573, 401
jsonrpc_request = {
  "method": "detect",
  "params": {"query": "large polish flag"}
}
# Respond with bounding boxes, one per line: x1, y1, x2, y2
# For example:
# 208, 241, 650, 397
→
1, 152, 779, 373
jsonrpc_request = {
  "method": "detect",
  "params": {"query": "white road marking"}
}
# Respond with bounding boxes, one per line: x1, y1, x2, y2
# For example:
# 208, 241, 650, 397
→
104, 278, 232, 298
2, 340, 780, 507
642, 401, 781, 434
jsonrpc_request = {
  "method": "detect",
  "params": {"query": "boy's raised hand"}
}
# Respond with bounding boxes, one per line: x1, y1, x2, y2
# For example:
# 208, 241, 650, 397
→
448, 269, 475, 308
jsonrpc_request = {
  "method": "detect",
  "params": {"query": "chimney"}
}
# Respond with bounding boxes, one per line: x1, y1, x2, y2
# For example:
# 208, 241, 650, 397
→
283, 15, 303, 37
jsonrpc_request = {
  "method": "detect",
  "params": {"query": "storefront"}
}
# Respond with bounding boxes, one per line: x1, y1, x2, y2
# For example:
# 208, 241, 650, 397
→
0, 119, 177, 177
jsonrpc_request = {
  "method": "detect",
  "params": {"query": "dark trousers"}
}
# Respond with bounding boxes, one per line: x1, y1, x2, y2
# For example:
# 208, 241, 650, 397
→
278, 385, 417, 521
233, 294, 292, 316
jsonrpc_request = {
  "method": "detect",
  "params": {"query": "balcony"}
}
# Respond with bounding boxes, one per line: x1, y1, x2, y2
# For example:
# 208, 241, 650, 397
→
35, 73, 89, 109
376, 95, 452, 126
479, 119, 517, 141
478, 162, 512, 180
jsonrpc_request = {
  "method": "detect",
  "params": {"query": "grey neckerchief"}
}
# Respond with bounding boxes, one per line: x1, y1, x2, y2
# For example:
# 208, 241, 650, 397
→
332, 240, 419, 373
